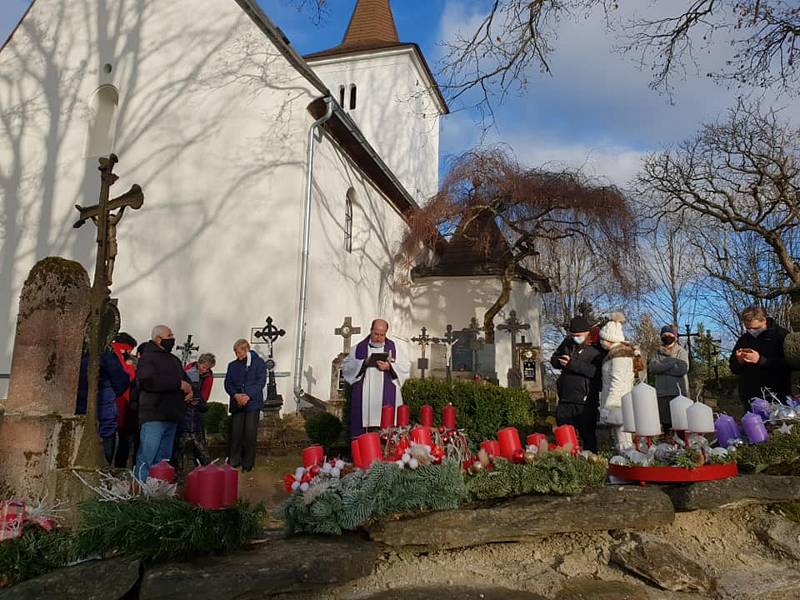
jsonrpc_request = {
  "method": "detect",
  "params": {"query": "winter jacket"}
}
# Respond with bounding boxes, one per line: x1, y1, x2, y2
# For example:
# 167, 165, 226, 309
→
550, 338, 602, 405
110, 341, 137, 433
136, 341, 191, 423
179, 362, 213, 433
600, 343, 636, 423
729, 318, 791, 404
648, 343, 689, 398
75, 349, 130, 438
224, 350, 267, 413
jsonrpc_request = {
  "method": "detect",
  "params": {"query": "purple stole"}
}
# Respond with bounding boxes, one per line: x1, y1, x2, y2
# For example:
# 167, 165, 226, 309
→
349, 337, 397, 438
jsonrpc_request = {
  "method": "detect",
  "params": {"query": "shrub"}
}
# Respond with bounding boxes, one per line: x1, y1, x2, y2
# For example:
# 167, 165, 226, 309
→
204, 401, 228, 435
402, 379, 536, 442
305, 412, 343, 450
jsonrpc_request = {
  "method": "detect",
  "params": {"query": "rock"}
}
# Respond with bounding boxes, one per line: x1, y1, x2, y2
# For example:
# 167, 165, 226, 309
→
716, 566, 800, 600
366, 486, 674, 550
359, 586, 547, 599
610, 533, 715, 593
139, 534, 382, 599
756, 518, 800, 560
665, 475, 800, 511
0, 558, 140, 600
555, 577, 650, 600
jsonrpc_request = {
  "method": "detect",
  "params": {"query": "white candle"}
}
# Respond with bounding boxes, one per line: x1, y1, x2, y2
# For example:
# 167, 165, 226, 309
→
669, 395, 693, 431
687, 401, 715, 433
632, 383, 662, 436
622, 393, 636, 433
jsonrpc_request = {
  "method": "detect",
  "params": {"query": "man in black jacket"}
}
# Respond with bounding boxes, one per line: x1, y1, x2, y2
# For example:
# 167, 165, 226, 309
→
134, 324, 193, 480
729, 306, 791, 411
550, 316, 602, 452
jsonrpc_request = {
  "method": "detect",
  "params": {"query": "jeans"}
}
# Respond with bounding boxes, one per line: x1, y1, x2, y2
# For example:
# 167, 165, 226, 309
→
229, 411, 259, 471
135, 421, 177, 480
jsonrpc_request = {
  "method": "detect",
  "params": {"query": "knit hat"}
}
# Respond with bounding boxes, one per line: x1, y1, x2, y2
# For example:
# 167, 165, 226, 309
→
599, 312, 626, 343
660, 325, 678, 337
568, 316, 592, 333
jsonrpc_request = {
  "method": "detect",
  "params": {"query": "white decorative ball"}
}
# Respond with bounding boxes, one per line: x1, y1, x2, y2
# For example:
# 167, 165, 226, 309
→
408, 458, 419, 469
331, 468, 341, 478
291, 481, 301, 491
402, 453, 411, 464
299, 482, 310, 492
294, 467, 305, 479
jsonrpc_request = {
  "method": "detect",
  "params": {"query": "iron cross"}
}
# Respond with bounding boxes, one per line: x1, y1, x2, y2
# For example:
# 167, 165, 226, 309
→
432, 324, 457, 382
498, 310, 530, 365
334, 316, 361, 355
253, 316, 286, 403
411, 326, 433, 379
465, 317, 484, 375
177, 334, 199, 365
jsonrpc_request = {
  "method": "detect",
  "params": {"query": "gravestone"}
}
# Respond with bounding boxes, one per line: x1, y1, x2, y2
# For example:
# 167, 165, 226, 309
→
329, 317, 360, 410
0, 257, 90, 499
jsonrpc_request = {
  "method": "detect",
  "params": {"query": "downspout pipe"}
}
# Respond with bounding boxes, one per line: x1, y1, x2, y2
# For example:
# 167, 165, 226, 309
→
293, 97, 334, 405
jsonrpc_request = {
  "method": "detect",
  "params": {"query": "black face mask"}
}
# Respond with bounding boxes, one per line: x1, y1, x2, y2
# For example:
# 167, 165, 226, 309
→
160, 338, 176, 352
661, 336, 674, 346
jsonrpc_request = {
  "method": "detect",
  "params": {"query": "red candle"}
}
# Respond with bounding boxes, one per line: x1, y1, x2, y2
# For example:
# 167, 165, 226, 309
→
221, 463, 239, 507
396, 404, 410, 427
410, 425, 433, 446
419, 404, 433, 427
554, 425, 580, 453
497, 427, 522, 460
380, 405, 395, 429
194, 463, 224, 510
357, 432, 383, 468
527, 433, 548, 448
480, 440, 501, 457
184, 466, 201, 503
442, 404, 457, 430
351, 439, 363, 469
302, 445, 325, 468
149, 459, 175, 483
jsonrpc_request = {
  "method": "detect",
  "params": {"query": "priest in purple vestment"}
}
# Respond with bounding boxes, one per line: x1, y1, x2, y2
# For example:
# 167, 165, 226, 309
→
341, 318, 410, 438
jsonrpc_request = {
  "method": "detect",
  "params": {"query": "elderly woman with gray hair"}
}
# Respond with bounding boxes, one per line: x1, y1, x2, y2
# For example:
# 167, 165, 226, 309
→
224, 339, 267, 472
174, 352, 217, 477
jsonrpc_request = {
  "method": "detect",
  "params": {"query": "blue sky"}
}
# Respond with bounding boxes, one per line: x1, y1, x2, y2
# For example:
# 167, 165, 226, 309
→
2, 0, 797, 187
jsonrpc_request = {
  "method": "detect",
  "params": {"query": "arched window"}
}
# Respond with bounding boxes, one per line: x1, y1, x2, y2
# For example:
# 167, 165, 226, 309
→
338, 85, 346, 107
85, 85, 119, 158
345, 188, 354, 253
349, 84, 357, 110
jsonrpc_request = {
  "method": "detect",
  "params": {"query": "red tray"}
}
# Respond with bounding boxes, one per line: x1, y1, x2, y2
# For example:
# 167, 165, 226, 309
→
608, 462, 738, 484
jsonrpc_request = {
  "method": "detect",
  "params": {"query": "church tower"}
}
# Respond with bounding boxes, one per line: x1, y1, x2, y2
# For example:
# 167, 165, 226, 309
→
305, 0, 448, 203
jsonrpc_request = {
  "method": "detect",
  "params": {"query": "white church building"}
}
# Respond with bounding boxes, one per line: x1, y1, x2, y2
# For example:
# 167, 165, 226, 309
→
0, 0, 548, 409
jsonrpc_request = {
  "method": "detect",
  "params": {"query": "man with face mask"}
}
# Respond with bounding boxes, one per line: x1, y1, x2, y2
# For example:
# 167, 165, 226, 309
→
729, 306, 790, 411
648, 325, 690, 429
135, 324, 193, 480
550, 316, 602, 451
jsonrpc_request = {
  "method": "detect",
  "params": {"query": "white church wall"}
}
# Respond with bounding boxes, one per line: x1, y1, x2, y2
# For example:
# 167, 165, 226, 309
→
309, 49, 441, 204
0, 0, 330, 406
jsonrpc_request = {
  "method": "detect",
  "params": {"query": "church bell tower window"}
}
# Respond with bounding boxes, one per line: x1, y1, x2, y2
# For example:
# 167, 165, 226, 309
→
339, 85, 346, 108
349, 84, 357, 110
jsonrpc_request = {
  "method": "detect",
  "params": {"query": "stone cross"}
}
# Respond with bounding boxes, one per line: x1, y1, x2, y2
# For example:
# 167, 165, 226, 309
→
73, 154, 143, 466
252, 316, 286, 405
334, 316, 361, 355
432, 324, 457, 383
411, 326, 433, 379
466, 317, 484, 375
177, 334, 199, 366
498, 310, 530, 374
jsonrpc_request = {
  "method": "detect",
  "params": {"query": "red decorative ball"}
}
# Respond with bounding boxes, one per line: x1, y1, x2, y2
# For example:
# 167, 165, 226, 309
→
512, 448, 526, 464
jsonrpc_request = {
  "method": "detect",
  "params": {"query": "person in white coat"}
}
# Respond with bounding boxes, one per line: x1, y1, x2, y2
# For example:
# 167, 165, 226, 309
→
598, 312, 635, 451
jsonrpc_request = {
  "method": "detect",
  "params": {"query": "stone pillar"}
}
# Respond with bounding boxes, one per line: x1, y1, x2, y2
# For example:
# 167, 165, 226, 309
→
785, 288, 800, 392
0, 257, 91, 499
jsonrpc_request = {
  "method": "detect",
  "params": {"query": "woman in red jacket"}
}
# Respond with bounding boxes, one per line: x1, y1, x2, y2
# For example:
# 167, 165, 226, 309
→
110, 332, 138, 468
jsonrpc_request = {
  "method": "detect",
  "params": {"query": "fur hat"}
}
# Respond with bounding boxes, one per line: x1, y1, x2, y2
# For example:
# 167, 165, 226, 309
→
600, 312, 626, 344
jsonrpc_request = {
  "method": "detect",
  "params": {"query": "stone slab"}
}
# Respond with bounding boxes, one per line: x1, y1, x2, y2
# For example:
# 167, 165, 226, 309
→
367, 486, 675, 550
755, 518, 800, 560
555, 578, 651, 600
360, 586, 547, 600
139, 534, 382, 600
0, 558, 140, 600
664, 475, 800, 511
716, 566, 800, 600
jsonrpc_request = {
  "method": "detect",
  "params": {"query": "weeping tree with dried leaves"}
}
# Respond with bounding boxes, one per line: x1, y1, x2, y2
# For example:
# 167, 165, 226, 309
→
401, 147, 637, 342
637, 101, 800, 304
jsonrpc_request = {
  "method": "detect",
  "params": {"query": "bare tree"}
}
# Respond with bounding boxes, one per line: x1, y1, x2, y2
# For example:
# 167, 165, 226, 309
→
401, 146, 636, 341
638, 101, 800, 304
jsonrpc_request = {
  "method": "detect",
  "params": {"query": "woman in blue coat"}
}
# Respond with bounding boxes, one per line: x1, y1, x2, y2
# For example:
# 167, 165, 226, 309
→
224, 339, 267, 471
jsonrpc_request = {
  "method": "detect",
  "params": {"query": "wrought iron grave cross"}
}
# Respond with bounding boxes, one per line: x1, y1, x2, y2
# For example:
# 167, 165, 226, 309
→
252, 316, 286, 403
177, 334, 199, 366
411, 326, 433, 379
334, 316, 361, 355
432, 324, 457, 383
466, 317, 484, 375
498, 310, 530, 370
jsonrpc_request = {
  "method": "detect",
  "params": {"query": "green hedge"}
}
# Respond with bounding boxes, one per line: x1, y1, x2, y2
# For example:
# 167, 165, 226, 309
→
305, 412, 343, 450
204, 402, 228, 435
402, 379, 535, 442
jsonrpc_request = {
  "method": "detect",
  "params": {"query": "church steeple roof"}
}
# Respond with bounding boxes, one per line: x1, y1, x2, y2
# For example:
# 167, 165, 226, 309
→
342, 0, 399, 47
